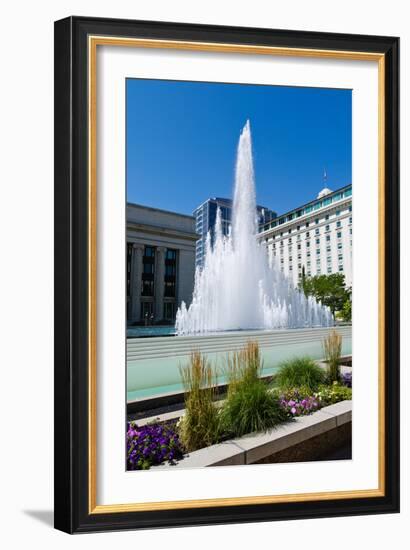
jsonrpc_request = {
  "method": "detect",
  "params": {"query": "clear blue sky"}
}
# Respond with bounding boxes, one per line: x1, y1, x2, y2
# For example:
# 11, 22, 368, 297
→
126, 79, 351, 216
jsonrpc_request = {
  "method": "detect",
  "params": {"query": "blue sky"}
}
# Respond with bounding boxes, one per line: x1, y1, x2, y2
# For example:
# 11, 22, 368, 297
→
126, 79, 351, 216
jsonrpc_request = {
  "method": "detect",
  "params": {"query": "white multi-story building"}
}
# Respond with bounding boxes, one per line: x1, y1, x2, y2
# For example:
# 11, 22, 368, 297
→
258, 185, 352, 288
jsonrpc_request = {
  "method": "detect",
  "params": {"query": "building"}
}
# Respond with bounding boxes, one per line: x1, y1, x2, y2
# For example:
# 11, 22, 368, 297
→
194, 197, 276, 268
258, 184, 352, 287
127, 203, 198, 324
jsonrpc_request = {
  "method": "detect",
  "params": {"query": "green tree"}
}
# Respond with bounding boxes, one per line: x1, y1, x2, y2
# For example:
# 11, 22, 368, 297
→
341, 298, 352, 322
299, 272, 351, 316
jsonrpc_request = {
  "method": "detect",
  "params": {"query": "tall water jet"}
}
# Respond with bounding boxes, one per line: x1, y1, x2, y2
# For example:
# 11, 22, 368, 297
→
176, 120, 333, 335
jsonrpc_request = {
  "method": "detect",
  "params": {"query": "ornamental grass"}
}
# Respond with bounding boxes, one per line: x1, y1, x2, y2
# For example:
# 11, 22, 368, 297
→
220, 342, 285, 437
274, 356, 325, 392
178, 352, 220, 452
323, 329, 342, 383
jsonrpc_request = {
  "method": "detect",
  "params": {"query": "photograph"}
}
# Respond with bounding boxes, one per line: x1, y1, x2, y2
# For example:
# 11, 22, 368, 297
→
125, 79, 354, 471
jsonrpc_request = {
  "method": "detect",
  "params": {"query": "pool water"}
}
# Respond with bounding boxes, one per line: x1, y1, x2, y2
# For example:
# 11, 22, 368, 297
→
127, 325, 176, 338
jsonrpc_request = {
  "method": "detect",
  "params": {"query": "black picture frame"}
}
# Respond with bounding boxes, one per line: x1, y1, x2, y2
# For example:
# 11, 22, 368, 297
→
54, 16, 400, 534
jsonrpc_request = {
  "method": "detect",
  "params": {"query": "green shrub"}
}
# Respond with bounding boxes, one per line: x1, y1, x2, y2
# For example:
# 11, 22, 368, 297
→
221, 379, 285, 437
274, 357, 325, 392
221, 342, 285, 437
178, 352, 220, 452
315, 382, 352, 406
323, 330, 342, 383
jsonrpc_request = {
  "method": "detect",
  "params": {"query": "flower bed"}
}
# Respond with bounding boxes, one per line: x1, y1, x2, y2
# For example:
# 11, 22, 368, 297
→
126, 343, 352, 470
127, 420, 184, 470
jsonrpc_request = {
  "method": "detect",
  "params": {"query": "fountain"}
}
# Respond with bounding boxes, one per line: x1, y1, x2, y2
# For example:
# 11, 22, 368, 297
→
176, 120, 333, 335
127, 121, 345, 402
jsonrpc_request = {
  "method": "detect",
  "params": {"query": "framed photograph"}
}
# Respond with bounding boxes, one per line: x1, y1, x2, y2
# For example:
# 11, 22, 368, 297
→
54, 16, 399, 533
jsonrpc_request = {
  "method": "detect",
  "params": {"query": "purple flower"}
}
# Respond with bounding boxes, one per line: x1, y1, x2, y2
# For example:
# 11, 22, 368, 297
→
126, 420, 184, 471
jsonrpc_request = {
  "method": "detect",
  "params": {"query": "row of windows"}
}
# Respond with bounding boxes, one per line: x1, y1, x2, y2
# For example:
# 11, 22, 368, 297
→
281, 253, 345, 264
273, 232, 349, 250
271, 218, 352, 241
283, 265, 345, 275
273, 241, 349, 257
126, 245, 178, 298
263, 192, 352, 231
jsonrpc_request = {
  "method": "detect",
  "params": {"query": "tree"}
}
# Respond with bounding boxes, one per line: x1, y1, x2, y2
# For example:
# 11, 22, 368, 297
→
341, 298, 352, 322
299, 272, 351, 316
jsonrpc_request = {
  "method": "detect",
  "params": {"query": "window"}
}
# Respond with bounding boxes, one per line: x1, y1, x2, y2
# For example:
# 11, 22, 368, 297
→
315, 228, 320, 236
289, 265, 293, 271
306, 241, 310, 248
164, 281, 176, 297
326, 245, 331, 253
298, 254, 301, 260
297, 244, 301, 250
338, 254, 343, 262
288, 237, 292, 243
280, 241, 284, 247
316, 238, 320, 245
316, 249, 321, 255
325, 214, 329, 221
326, 235, 330, 242
325, 224, 330, 231
315, 218, 319, 224
338, 243, 343, 250
316, 258, 321, 265
164, 248, 177, 298
339, 265, 344, 272
349, 217, 352, 224
141, 246, 155, 296
141, 279, 154, 296
307, 261, 311, 267
306, 222, 310, 228
327, 256, 332, 264
307, 252, 311, 258
306, 231, 310, 238
337, 231, 342, 238
350, 228, 352, 235
336, 209, 341, 216
307, 271, 311, 276
289, 256, 293, 262
280, 258, 284, 264
336, 221, 341, 228
297, 225, 300, 231
163, 302, 176, 321
327, 267, 332, 273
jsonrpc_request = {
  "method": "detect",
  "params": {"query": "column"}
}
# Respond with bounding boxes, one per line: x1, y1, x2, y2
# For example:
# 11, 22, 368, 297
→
131, 244, 144, 322
154, 247, 166, 322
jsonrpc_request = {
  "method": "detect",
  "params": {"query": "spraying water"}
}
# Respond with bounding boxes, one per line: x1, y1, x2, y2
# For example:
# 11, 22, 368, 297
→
176, 121, 333, 335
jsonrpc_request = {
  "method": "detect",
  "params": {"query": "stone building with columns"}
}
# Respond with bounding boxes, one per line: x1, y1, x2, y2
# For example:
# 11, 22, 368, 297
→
127, 203, 198, 324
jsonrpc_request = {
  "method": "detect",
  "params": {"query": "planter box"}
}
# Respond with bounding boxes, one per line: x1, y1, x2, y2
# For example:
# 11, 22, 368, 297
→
153, 400, 352, 469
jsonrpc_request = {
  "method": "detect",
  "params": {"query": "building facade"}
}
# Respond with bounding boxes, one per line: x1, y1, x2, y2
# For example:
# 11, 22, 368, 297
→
258, 185, 352, 287
127, 203, 198, 324
194, 197, 276, 268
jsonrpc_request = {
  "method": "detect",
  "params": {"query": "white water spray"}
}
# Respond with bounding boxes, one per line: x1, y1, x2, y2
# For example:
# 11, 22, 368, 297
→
176, 121, 333, 335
